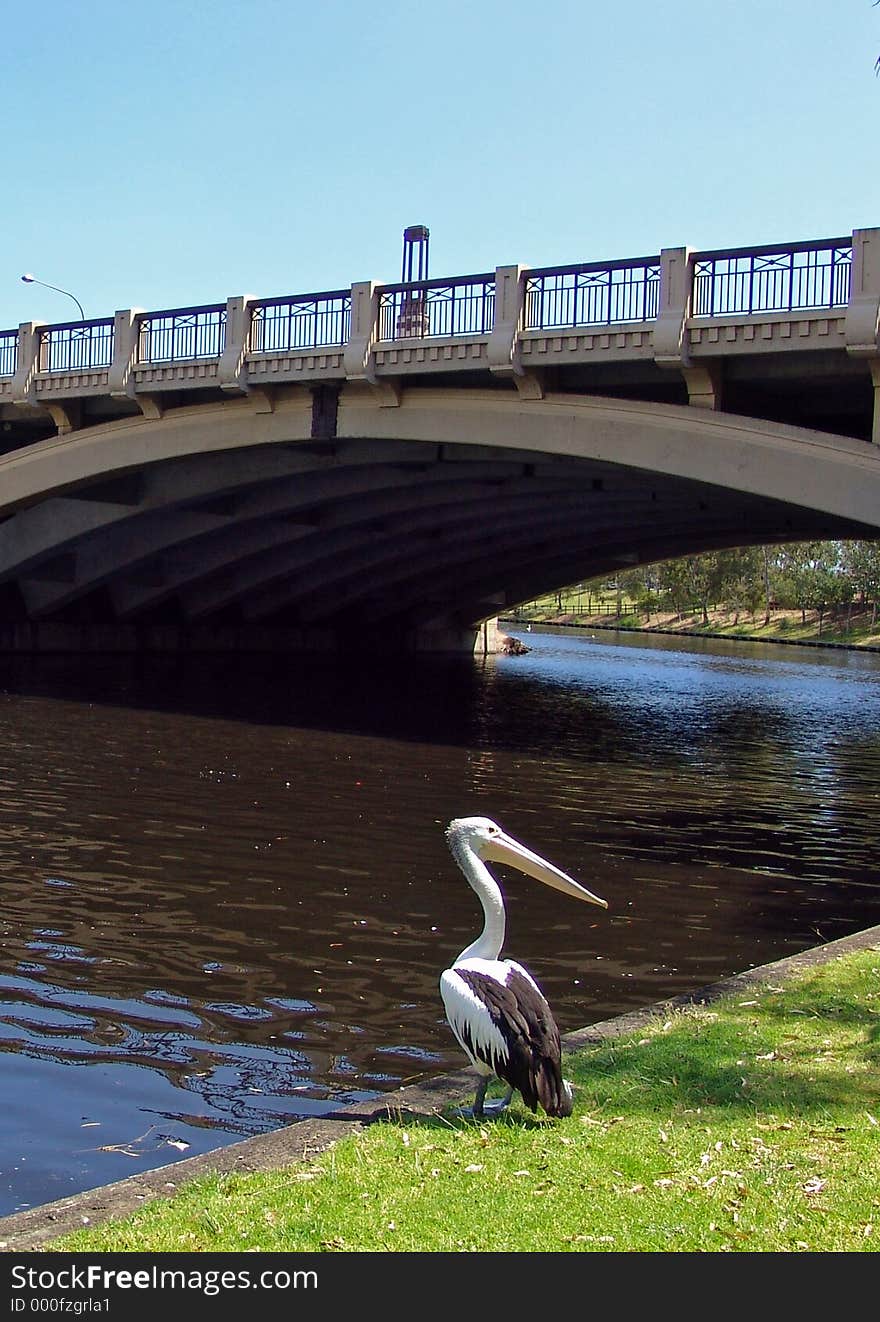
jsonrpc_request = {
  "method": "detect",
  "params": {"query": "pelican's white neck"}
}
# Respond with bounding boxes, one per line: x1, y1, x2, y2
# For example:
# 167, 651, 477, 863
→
451, 837, 506, 964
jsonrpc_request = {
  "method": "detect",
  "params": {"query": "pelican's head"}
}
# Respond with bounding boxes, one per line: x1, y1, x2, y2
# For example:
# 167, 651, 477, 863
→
445, 816, 607, 908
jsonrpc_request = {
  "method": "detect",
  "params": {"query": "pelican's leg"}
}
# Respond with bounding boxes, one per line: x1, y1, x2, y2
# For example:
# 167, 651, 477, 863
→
480, 1084, 514, 1116
480, 1084, 515, 1115
450, 1077, 490, 1119
453, 1079, 515, 1119
472, 1077, 490, 1118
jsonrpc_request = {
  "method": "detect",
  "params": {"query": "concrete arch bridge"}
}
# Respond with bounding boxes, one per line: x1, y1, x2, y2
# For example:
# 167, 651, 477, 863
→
0, 229, 878, 653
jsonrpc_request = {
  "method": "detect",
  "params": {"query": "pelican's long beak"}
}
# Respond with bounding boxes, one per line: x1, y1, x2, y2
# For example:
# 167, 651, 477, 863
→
481, 830, 608, 908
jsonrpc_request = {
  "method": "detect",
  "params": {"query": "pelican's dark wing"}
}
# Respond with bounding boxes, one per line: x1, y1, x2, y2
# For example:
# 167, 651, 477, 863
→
441, 961, 571, 1116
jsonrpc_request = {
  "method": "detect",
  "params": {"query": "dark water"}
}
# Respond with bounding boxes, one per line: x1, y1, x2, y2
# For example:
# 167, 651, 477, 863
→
1, 628, 879, 1217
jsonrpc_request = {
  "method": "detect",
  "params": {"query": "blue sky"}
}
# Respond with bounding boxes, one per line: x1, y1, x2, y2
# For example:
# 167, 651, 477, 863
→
2, 0, 878, 327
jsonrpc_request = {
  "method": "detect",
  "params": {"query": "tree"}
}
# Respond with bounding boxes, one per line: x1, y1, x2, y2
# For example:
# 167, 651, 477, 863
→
840, 540, 880, 624
772, 542, 849, 632
655, 558, 694, 619
718, 547, 765, 623
648, 554, 714, 623
617, 567, 659, 621
571, 538, 880, 636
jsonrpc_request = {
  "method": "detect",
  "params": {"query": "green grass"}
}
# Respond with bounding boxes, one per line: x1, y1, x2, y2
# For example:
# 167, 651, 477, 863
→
511, 600, 880, 649
48, 944, 880, 1253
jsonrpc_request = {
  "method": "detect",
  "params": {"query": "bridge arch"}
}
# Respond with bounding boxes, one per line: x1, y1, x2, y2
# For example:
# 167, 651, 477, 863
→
1, 385, 879, 653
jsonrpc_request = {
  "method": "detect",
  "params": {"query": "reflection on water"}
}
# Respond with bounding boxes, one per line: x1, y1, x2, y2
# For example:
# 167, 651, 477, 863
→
1, 629, 879, 1215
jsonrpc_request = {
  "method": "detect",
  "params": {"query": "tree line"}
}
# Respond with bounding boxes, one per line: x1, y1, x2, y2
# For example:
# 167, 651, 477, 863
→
578, 541, 880, 633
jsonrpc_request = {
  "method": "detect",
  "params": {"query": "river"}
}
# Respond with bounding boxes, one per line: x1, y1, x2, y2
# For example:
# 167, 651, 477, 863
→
1, 627, 879, 1217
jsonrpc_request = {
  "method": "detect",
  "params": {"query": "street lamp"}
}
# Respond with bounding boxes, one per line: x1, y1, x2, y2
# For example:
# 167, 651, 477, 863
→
20, 273, 85, 321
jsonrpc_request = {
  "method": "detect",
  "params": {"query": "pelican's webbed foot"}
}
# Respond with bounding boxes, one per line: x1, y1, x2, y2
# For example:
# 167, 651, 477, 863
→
478, 1088, 515, 1117
454, 1079, 514, 1119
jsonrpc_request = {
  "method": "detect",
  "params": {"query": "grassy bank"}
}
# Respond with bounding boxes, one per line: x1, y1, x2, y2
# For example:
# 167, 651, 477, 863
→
507, 604, 880, 649
47, 942, 880, 1253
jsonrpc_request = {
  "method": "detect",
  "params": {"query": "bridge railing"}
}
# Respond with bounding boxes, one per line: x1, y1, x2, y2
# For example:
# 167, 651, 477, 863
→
0, 329, 17, 377
376, 273, 495, 341
0, 233, 866, 388
249, 290, 351, 353
691, 237, 852, 317
38, 318, 115, 373
522, 256, 661, 330
137, 304, 227, 364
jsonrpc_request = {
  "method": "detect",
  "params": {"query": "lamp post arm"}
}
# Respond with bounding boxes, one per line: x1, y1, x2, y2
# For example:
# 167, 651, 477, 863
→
21, 275, 85, 321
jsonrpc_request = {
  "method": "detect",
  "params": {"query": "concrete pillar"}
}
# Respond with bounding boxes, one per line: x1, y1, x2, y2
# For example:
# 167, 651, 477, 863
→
11, 322, 44, 406
477, 616, 502, 654
654, 246, 722, 408
108, 309, 143, 398
343, 280, 379, 382
845, 229, 880, 443
343, 280, 400, 405
218, 296, 255, 392
487, 264, 524, 376
487, 264, 542, 397
845, 228, 880, 354
653, 246, 693, 366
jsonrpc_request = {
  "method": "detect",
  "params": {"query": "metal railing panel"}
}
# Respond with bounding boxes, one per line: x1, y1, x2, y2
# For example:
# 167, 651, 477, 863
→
137, 305, 227, 364
249, 291, 351, 353
376, 275, 495, 342
692, 239, 852, 316
523, 258, 661, 330
0, 330, 17, 377
37, 319, 115, 373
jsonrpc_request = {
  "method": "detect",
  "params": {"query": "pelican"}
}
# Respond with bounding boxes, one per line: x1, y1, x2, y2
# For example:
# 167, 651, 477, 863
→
440, 816, 607, 1119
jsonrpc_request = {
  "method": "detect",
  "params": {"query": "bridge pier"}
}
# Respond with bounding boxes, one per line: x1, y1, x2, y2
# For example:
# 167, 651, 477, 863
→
0, 619, 501, 657
412, 617, 501, 656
